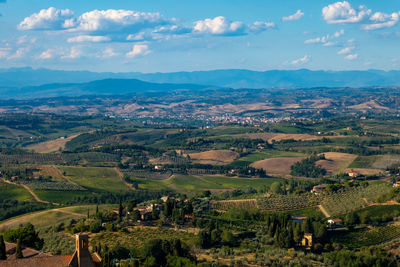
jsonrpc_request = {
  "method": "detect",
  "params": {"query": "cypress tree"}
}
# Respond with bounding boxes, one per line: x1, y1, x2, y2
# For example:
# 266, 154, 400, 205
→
118, 200, 123, 219
0, 235, 6, 260
15, 239, 23, 259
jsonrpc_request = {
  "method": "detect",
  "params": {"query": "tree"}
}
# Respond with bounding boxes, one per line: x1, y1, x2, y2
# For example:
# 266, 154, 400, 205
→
15, 239, 23, 259
127, 200, 137, 212
221, 230, 236, 246
270, 182, 282, 194
302, 218, 313, 234
119, 200, 123, 219
0, 235, 6, 260
293, 223, 303, 245
197, 230, 210, 248
344, 212, 359, 226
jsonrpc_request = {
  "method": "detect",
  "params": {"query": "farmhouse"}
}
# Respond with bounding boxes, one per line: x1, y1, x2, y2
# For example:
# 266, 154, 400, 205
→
327, 218, 344, 229
292, 216, 307, 224
311, 184, 327, 194
348, 172, 360, 178
301, 233, 313, 248
2, 234, 101, 267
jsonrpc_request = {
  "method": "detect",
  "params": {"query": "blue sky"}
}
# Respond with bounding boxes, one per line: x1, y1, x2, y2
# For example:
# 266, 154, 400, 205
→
0, 0, 399, 72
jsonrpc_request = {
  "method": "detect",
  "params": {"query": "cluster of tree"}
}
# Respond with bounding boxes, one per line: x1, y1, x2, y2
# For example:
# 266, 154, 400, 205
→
0, 200, 51, 221
65, 129, 137, 152
94, 238, 195, 267
197, 221, 236, 248
263, 214, 328, 250
267, 180, 317, 195
387, 163, 400, 175
344, 208, 400, 227
163, 163, 266, 177
161, 197, 194, 225
59, 190, 171, 205
325, 181, 368, 193
3, 223, 43, 251
323, 247, 396, 267
290, 154, 327, 178
0, 166, 38, 180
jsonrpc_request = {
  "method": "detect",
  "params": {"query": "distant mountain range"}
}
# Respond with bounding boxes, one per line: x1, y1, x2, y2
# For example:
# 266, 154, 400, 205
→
1, 67, 400, 99
0, 78, 211, 99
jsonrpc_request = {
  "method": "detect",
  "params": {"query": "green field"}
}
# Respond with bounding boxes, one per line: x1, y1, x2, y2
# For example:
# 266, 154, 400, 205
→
331, 225, 400, 249
238, 151, 304, 162
348, 156, 378, 168
34, 190, 90, 203
0, 204, 116, 230
0, 180, 33, 202
92, 227, 197, 253
59, 166, 130, 193
128, 175, 282, 194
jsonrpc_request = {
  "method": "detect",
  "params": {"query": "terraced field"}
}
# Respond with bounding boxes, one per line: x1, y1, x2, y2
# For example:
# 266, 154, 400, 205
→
321, 183, 392, 216
332, 225, 400, 249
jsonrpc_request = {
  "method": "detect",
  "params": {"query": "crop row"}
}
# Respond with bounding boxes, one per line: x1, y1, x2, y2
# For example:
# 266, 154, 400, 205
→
211, 199, 258, 210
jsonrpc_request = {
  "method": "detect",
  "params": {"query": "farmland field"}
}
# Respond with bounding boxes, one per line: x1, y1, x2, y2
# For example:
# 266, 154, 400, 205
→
321, 183, 392, 216
238, 151, 304, 162
34, 190, 90, 203
26, 133, 80, 153
0, 180, 33, 202
187, 150, 239, 165
250, 157, 305, 177
59, 166, 130, 193
0, 205, 115, 230
316, 152, 357, 174
92, 227, 197, 252
332, 225, 400, 249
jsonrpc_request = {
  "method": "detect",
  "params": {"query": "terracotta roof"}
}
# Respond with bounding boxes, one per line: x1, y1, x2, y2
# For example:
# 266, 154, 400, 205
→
5, 242, 52, 260
0, 255, 71, 267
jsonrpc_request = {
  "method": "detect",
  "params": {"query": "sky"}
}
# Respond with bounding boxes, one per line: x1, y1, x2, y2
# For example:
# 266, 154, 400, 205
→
0, 0, 399, 73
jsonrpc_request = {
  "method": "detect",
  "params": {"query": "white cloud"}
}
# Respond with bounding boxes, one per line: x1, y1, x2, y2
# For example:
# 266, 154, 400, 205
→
291, 55, 310, 65
62, 46, 82, 59
18, 7, 75, 30
345, 53, 358, 60
38, 49, 53, 59
304, 29, 344, 44
67, 35, 110, 43
153, 25, 191, 35
322, 2, 400, 30
363, 12, 400, 30
322, 1, 371, 24
337, 46, 354, 55
126, 44, 151, 58
8, 47, 30, 59
0, 47, 11, 59
248, 21, 275, 33
74, 9, 170, 33
17, 35, 37, 45
323, 42, 336, 47
101, 47, 118, 58
282, 10, 304, 21
193, 16, 246, 36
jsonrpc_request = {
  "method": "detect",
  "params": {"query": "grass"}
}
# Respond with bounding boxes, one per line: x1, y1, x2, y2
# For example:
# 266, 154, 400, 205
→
59, 166, 130, 193
331, 225, 400, 249
280, 207, 324, 219
348, 156, 379, 168
0, 204, 116, 230
128, 175, 283, 194
238, 151, 304, 162
351, 205, 400, 221
34, 190, 90, 203
0, 180, 33, 202
92, 227, 197, 255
